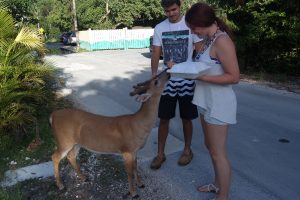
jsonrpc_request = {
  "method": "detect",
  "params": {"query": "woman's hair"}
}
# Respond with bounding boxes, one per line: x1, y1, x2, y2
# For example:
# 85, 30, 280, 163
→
161, 0, 181, 8
185, 2, 232, 38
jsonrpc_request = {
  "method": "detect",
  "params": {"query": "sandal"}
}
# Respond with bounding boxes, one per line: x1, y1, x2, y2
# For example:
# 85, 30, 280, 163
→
178, 151, 193, 166
150, 154, 166, 170
197, 183, 219, 193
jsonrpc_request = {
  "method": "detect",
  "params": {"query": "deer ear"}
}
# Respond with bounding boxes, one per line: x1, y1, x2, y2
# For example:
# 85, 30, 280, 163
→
135, 93, 152, 103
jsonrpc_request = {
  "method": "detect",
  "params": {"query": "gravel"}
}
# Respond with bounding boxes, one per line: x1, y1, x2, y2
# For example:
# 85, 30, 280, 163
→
6, 149, 172, 200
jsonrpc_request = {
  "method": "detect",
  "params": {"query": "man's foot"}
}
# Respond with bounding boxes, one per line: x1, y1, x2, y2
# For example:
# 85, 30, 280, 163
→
150, 154, 166, 170
178, 150, 193, 166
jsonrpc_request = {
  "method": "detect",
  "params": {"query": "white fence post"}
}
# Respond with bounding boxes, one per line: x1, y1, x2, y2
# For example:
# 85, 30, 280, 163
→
123, 27, 128, 50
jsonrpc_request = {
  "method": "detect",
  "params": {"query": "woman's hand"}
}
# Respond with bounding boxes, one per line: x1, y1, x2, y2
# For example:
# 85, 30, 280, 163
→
166, 60, 175, 68
195, 75, 206, 81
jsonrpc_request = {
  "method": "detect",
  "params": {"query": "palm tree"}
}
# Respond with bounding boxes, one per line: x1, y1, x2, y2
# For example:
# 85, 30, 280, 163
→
0, 5, 55, 135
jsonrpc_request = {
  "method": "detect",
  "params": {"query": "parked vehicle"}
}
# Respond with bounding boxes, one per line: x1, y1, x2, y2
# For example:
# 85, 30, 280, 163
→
59, 32, 68, 43
67, 32, 77, 45
60, 32, 77, 45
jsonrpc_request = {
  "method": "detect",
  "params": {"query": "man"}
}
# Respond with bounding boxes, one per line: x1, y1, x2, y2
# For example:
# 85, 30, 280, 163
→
150, 0, 201, 170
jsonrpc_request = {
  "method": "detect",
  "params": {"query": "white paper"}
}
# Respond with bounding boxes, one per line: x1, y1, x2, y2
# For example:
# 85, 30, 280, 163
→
167, 61, 211, 79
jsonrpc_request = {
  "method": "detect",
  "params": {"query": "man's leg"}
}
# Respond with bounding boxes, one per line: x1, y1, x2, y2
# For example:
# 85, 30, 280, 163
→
150, 119, 169, 169
178, 95, 198, 166
157, 119, 170, 157
150, 94, 176, 170
182, 119, 193, 155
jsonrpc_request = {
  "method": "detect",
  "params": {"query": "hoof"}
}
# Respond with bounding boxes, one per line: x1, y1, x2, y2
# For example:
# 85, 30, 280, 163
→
83, 176, 89, 182
122, 191, 130, 199
57, 184, 65, 190
122, 191, 139, 199
81, 175, 88, 182
77, 174, 87, 182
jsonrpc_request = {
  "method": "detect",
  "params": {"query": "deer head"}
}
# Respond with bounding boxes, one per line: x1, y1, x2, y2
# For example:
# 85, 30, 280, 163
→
130, 70, 169, 102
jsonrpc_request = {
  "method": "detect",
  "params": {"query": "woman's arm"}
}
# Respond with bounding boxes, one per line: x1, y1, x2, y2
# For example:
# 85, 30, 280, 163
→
197, 36, 240, 84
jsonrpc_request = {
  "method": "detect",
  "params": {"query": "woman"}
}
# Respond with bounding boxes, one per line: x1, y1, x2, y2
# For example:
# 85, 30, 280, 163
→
185, 3, 240, 200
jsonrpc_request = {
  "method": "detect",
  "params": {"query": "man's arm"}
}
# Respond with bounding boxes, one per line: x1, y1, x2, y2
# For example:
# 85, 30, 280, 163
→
151, 45, 162, 78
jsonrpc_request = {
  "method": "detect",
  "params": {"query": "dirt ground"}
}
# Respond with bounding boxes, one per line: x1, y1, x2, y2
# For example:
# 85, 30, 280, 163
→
8, 149, 171, 200
240, 74, 300, 94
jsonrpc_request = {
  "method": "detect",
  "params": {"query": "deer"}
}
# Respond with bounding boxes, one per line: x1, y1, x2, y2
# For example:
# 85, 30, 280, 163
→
49, 70, 169, 198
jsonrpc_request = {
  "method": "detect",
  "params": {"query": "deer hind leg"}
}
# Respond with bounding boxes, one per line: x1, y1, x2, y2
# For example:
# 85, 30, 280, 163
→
133, 157, 144, 188
66, 145, 86, 181
122, 152, 138, 198
52, 147, 71, 190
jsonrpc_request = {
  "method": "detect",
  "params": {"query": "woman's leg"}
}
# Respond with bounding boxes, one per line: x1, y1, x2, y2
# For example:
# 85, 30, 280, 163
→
202, 118, 231, 200
199, 115, 219, 190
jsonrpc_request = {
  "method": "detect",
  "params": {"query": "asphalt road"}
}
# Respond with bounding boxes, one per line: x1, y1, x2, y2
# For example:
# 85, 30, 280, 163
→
46, 48, 300, 200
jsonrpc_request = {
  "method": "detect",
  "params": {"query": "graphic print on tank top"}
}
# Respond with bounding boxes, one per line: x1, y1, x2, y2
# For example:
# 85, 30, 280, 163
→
161, 29, 195, 97
162, 30, 189, 64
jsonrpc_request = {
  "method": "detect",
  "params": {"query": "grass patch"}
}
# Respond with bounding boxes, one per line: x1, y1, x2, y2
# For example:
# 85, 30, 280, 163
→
0, 186, 22, 200
0, 97, 73, 181
78, 48, 90, 53
0, 117, 54, 181
46, 48, 62, 55
0, 148, 128, 199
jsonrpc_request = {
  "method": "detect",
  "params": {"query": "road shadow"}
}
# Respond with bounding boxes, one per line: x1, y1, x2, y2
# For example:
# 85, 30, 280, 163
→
141, 52, 151, 59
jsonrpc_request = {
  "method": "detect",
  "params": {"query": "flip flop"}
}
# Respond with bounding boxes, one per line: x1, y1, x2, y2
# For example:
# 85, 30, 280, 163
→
197, 183, 219, 193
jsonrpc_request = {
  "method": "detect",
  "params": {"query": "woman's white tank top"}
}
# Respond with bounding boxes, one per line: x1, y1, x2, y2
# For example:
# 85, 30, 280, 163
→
192, 32, 237, 124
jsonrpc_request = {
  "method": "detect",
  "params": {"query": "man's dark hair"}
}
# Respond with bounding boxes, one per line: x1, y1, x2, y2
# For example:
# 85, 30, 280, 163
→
161, 0, 181, 8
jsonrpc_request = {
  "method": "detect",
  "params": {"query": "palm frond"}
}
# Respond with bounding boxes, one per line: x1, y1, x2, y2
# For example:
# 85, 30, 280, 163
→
14, 27, 44, 50
0, 67, 46, 130
5, 47, 36, 66
0, 5, 15, 40
0, 7, 57, 132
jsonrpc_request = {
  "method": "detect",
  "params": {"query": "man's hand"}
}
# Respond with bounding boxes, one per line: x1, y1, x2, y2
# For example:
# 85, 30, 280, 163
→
166, 60, 175, 68
151, 72, 157, 78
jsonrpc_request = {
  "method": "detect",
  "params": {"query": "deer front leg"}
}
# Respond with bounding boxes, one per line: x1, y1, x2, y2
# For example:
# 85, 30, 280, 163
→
133, 157, 144, 188
122, 152, 138, 198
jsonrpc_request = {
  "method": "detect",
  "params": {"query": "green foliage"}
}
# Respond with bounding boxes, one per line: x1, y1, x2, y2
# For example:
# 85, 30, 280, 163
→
3, 0, 299, 76
76, 0, 105, 29
1, 0, 37, 25
212, 0, 300, 76
0, 6, 56, 134
0, 186, 22, 200
47, 26, 60, 40
0, 64, 54, 128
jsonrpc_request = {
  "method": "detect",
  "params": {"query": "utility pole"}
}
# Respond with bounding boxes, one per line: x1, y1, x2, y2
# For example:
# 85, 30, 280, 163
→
72, 0, 79, 48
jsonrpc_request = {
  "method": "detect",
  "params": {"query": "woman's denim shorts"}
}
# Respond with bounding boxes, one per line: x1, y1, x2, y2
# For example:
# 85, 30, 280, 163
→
197, 107, 227, 125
